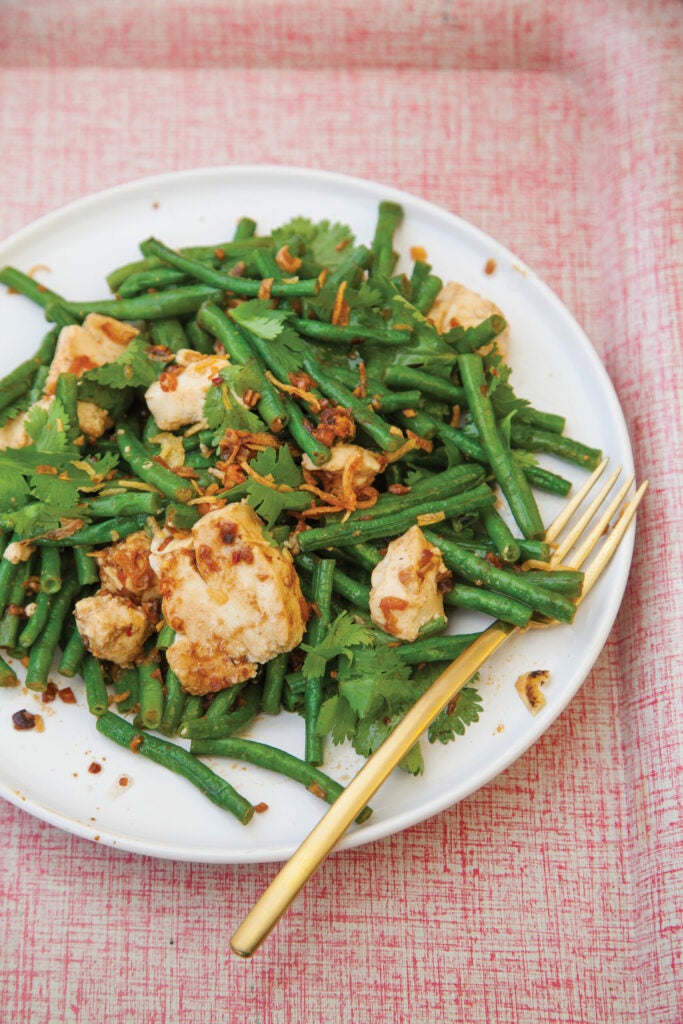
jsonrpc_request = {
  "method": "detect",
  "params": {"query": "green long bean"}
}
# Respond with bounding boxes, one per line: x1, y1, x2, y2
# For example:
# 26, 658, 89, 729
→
39, 547, 62, 593
178, 319, 211, 356
450, 316, 507, 354
0, 266, 67, 311
115, 425, 195, 503
301, 352, 405, 452
55, 373, 80, 444
83, 654, 109, 717
85, 490, 163, 518
96, 712, 255, 824
326, 245, 372, 289
0, 560, 32, 650
510, 423, 602, 470
502, 567, 584, 597
117, 267, 190, 298
53, 285, 222, 322
412, 273, 444, 315
141, 238, 320, 298
383, 364, 466, 405
73, 546, 100, 586
189, 736, 372, 823
157, 667, 186, 737
138, 660, 165, 728
18, 588, 53, 648
370, 201, 403, 278
479, 505, 521, 563
0, 655, 19, 687
297, 483, 495, 553
205, 683, 246, 718
178, 682, 261, 740
393, 633, 482, 665
197, 302, 288, 432
296, 552, 370, 611
261, 652, 288, 716
304, 558, 336, 765
112, 665, 140, 714
445, 584, 533, 627
31, 515, 150, 547
0, 550, 20, 612
517, 407, 566, 434
458, 354, 544, 539
105, 236, 269, 292
156, 622, 175, 650
25, 575, 80, 691
423, 531, 575, 623
57, 627, 87, 677
518, 462, 572, 497
291, 318, 413, 347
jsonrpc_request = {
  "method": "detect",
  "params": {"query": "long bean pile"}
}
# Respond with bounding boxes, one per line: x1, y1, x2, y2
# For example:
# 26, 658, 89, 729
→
0, 201, 601, 825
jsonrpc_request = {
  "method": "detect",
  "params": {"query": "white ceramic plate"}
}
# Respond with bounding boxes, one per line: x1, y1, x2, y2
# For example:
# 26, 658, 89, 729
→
0, 166, 635, 863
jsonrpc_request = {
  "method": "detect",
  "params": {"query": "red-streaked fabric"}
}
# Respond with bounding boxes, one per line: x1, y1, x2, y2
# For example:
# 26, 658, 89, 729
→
0, 2, 681, 1022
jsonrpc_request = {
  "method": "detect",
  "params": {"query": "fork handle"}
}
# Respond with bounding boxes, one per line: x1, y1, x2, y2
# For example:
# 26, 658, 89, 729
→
230, 621, 514, 958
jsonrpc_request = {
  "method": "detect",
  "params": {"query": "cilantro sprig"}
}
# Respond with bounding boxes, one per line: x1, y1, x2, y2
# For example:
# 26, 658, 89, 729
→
0, 396, 119, 535
270, 217, 355, 276
202, 373, 265, 442
310, 624, 483, 776
81, 336, 165, 391
243, 444, 312, 526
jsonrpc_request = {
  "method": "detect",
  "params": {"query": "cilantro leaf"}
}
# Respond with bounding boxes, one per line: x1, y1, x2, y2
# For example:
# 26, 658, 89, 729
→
252, 440, 303, 486
244, 444, 311, 526
362, 285, 458, 380
276, 326, 308, 364
0, 449, 74, 474
202, 382, 264, 441
202, 383, 229, 431
271, 216, 318, 247
489, 378, 529, 419
428, 684, 483, 744
30, 472, 82, 518
24, 398, 76, 455
271, 218, 355, 274
82, 337, 161, 390
337, 644, 415, 720
0, 469, 30, 513
6, 471, 88, 536
230, 300, 288, 340
314, 632, 481, 774
4, 501, 69, 536
75, 378, 132, 420
218, 361, 262, 396
346, 281, 384, 311
300, 611, 374, 682
397, 740, 425, 776
67, 452, 120, 491
309, 221, 355, 271
0, 443, 119, 535
352, 713, 424, 775
307, 279, 383, 322
315, 694, 358, 746
0, 392, 33, 428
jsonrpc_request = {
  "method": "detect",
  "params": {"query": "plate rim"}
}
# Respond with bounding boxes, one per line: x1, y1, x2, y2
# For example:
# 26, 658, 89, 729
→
0, 164, 637, 863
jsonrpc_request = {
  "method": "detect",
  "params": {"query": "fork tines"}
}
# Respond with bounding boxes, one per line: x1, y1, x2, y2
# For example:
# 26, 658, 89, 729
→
544, 460, 647, 601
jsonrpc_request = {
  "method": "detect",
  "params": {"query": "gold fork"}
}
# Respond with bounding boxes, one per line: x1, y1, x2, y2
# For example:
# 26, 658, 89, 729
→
230, 462, 647, 957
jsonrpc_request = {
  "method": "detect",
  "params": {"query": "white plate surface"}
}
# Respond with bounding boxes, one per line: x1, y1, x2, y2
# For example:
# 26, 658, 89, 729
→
0, 166, 635, 862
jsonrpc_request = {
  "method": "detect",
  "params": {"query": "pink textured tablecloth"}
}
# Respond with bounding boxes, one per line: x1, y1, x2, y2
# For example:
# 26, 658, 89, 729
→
0, 2, 681, 1021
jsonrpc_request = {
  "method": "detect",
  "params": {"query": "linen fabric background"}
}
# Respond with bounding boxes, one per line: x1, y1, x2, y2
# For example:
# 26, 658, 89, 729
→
0, 2, 681, 1022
